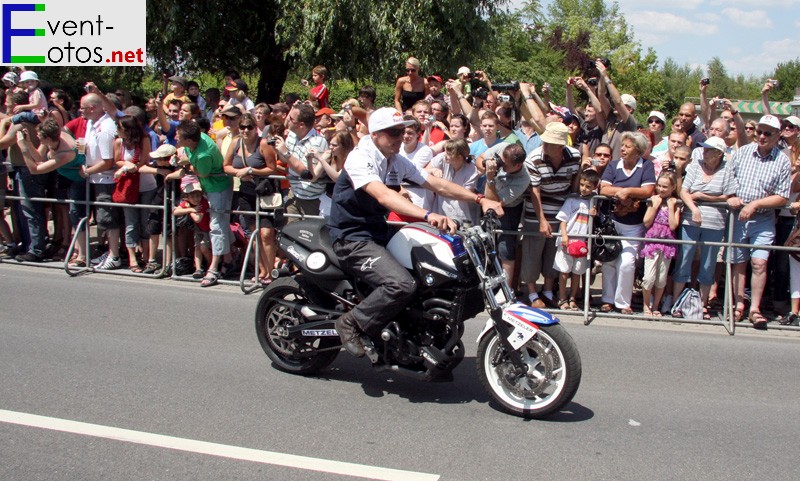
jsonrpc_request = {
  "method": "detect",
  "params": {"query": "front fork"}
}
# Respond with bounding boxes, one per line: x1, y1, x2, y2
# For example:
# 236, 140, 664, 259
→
487, 307, 529, 374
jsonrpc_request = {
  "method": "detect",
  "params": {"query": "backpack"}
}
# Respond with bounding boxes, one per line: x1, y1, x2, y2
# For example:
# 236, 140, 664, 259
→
670, 288, 703, 319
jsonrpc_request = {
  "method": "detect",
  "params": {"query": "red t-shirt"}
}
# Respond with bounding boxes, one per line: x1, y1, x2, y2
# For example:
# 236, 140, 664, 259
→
65, 117, 88, 139
310, 83, 330, 109
179, 197, 211, 232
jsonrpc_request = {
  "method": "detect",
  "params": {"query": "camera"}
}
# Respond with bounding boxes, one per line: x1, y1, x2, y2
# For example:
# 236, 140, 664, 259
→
472, 86, 489, 100
715, 99, 725, 109
666, 160, 676, 172
591, 159, 601, 166
588, 58, 611, 70
497, 94, 511, 103
266, 137, 277, 146
769, 79, 780, 87
700, 78, 710, 86
567, 78, 575, 86
493, 81, 520, 92
464, 72, 475, 80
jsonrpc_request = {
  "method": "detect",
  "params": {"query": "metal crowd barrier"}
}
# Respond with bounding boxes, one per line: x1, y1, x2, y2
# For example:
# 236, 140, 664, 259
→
3, 171, 800, 335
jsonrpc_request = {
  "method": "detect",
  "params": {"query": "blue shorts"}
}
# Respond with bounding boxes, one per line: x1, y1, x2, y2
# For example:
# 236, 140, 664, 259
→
731, 214, 774, 263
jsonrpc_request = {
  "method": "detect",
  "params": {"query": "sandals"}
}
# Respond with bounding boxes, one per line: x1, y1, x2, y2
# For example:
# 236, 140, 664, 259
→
748, 311, 768, 329
568, 298, 580, 311
142, 261, 162, 274
200, 270, 220, 287
251, 276, 273, 287
619, 307, 633, 315
600, 303, 614, 313
702, 306, 712, 321
733, 303, 746, 322
192, 269, 205, 279
68, 258, 87, 268
130, 264, 144, 273
558, 298, 571, 310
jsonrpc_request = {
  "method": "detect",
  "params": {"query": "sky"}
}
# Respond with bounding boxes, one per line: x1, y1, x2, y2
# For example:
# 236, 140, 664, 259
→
507, 0, 800, 78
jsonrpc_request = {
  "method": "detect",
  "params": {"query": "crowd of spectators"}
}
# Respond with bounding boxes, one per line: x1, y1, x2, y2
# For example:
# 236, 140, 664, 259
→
1, 59, 799, 328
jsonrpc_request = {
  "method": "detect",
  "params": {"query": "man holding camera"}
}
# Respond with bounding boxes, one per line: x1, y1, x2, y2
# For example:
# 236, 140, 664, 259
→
274, 103, 328, 223
595, 60, 637, 160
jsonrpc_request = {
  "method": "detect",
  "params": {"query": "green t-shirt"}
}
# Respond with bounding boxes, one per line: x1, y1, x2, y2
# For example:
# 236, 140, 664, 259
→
187, 133, 232, 193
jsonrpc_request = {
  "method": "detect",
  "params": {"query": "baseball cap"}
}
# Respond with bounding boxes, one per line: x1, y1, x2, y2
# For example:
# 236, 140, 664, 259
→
549, 103, 574, 125
182, 183, 202, 194
2, 72, 18, 84
647, 111, 666, 125
20, 71, 39, 82
220, 105, 243, 117
698, 136, 727, 153
782, 115, 800, 128
168, 75, 187, 87
621, 94, 637, 111
315, 107, 335, 117
567, 240, 588, 258
457, 66, 471, 76
426, 75, 443, 84
368, 107, 415, 134
225, 79, 248, 92
758, 115, 781, 130
150, 144, 177, 159
540, 122, 569, 146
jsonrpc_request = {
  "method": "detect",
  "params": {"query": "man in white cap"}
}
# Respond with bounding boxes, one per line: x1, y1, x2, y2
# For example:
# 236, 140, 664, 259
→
594, 60, 637, 160
519, 122, 581, 308
329, 107, 503, 357
727, 114, 791, 328
780, 115, 800, 154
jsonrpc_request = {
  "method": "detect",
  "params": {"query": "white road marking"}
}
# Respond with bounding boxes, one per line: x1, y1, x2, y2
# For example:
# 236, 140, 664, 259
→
0, 409, 439, 481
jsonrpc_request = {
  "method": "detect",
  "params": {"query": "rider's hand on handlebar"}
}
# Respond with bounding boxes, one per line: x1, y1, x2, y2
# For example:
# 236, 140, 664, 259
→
427, 212, 458, 234
479, 198, 504, 218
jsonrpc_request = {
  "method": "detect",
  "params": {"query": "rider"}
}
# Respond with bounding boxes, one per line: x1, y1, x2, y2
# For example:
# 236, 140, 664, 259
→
328, 107, 503, 357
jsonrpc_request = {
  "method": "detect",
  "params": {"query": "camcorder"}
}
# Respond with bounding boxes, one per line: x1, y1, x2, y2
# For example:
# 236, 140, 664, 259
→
493, 81, 520, 92
588, 58, 611, 70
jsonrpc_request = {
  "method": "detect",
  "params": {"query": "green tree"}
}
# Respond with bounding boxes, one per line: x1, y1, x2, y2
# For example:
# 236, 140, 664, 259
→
146, 0, 504, 103
771, 59, 800, 102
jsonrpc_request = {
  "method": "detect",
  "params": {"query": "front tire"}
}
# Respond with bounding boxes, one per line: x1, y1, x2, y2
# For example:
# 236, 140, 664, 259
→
255, 276, 339, 374
477, 324, 581, 418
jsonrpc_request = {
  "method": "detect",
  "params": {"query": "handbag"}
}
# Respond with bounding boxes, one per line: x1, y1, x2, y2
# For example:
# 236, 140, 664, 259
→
591, 215, 622, 262
255, 177, 283, 210
112, 144, 140, 204
784, 215, 800, 262
671, 287, 703, 319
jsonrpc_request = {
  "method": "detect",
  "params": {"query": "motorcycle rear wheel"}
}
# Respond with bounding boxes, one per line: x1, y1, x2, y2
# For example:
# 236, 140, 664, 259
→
255, 276, 340, 374
477, 324, 581, 419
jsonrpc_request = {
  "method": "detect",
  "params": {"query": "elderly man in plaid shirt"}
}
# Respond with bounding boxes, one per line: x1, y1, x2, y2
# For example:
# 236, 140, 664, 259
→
726, 115, 791, 328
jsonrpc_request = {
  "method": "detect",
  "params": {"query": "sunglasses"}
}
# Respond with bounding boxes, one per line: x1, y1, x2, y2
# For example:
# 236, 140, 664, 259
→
648, 119, 664, 125
384, 128, 405, 137
783, 125, 798, 130
755, 130, 774, 137
239, 124, 254, 130
406, 68, 417, 73
594, 152, 612, 158
745, 126, 754, 131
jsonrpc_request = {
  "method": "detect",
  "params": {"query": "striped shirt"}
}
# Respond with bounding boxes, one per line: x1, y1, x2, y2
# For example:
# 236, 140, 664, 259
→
730, 142, 790, 214
285, 128, 328, 200
523, 145, 581, 223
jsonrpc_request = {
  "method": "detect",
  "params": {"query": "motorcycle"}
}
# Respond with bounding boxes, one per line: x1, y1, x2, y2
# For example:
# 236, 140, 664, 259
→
255, 212, 581, 418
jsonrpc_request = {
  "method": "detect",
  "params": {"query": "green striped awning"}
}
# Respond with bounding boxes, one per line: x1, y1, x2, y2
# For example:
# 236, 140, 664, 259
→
734, 101, 793, 116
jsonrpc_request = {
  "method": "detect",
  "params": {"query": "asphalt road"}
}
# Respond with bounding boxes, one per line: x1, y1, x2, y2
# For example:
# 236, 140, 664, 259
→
1, 264, 799, 481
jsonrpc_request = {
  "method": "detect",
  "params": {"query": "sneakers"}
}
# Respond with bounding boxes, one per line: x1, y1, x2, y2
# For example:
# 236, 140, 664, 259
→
335, 312, 365, 358
95, 255, 121, 270
91, 251, 109, 266
15, 252, 43, 263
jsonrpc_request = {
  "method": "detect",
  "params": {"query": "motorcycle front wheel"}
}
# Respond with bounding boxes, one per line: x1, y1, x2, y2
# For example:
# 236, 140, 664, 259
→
255, 276, 340, 375
477, 324, 581, 419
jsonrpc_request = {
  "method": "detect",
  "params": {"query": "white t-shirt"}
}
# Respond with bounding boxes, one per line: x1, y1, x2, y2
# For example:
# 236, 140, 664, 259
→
398, 142, 434, 209
85, 114, 117, 185
345, 136, 428, 191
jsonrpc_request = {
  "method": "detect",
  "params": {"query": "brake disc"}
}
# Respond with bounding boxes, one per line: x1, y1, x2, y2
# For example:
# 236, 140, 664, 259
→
496, 336, 556, 399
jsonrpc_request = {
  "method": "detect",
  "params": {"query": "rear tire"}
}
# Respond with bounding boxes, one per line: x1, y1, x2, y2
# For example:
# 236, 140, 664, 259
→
477, 323, 581, 419
255, 276, 339, 374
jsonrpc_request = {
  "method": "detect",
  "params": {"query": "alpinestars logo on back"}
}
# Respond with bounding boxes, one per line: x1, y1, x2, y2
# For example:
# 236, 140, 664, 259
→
361, 257, 381, 271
